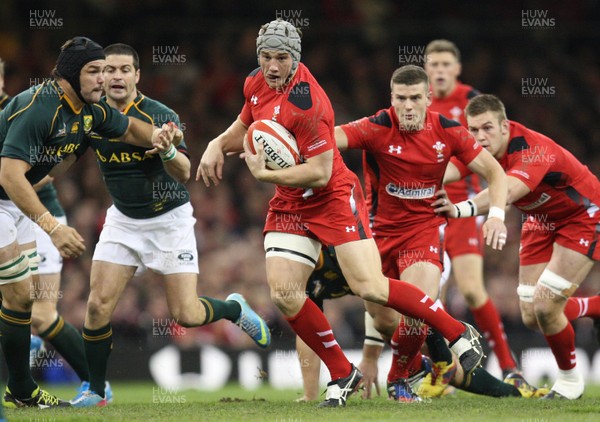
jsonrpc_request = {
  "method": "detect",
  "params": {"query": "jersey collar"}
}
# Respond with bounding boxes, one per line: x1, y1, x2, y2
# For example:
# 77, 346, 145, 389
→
55, 81, 84, 114
119, 92, 144, 114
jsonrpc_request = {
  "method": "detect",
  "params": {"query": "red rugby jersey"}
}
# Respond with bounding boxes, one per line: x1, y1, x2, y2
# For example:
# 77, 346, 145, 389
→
429, 82, 482, 201
342, 108, 483, 234
240, 63, 350, 204
500, 121, 600, 221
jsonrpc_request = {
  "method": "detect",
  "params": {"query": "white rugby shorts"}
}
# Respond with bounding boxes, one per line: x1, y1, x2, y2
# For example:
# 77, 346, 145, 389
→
0, 199, 36, 248
93, 203, 199, 275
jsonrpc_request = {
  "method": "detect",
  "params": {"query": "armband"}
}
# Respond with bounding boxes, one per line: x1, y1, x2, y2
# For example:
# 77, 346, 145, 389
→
35, 211, 50, 223
454, 200, 477, 218
364, 311, 385, 347
48, 223, 62, 236
160, 144, 177, 162
488, 206, 505, 222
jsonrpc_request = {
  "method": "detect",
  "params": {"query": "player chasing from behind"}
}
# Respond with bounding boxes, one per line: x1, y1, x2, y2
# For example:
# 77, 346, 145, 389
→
436, 94, 600, 399
334, 64, 541, 401
424, 39, 520, 381
0, 36, 179, 409
199, 18, 492, 408
70, 43, 271, 407
0, 56, 112, 405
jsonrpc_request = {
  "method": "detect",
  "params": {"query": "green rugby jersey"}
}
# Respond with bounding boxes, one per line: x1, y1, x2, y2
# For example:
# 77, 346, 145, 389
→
3, 88, 67, 219
0, 80, 129, 200
88, 93, 189, 219
0, 92, 11, 110
37, 183, 65, 217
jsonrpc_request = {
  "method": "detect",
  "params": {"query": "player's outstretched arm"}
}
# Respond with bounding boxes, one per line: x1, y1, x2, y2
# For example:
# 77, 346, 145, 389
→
465, 149, 507, 215
0, 157, 85, 258
334, 126, 349, 151
197, 116, 248, 186
119, 117, 182, 149
436, 171, 531, 217
464, 149, 508, 249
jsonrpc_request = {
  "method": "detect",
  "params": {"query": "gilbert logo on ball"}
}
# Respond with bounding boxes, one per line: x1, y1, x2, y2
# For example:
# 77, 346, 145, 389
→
248, 120, 301, 170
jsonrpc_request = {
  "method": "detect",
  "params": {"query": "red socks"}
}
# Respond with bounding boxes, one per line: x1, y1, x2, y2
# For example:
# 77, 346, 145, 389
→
564, 296, 600, 320
386, 278, 465, 342
471, 299, 517, 370
387, 317, 427, 381
285, 299, 351, 380
544, 323, 576, 370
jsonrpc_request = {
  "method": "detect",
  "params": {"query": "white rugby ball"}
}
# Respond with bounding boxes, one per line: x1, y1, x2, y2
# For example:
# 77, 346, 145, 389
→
247, 119, 301, 170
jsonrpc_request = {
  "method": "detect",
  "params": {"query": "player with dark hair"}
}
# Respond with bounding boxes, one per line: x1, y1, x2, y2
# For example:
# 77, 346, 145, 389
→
423, 39, 519, 392
0, 36, 177, 409
336, 65, 510, 401
199, 19, 489, 408
437, 94, 600, 399
0, 55, 110, 404
71, 43, 270, 407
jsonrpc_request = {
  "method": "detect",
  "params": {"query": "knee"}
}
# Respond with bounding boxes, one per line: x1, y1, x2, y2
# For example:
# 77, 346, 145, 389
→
520, 311, 539, 331
517, 284, 540, 329
350, 275, 387, 304
533, 269, 572, 327
269, 287, 304, 315
268, 275, 306, 315
87, 293, 112, 322
533, 297, 558, 327
462, 292, 479, 308
1, 289, 33, 313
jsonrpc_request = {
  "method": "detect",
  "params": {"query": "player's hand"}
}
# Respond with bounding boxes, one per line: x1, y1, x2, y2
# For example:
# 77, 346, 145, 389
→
226, 151, 246, 159
243, 135, 268, 181
147, 123, 175, 156
357, 358, 380, 399
169, 122, 183, 147
432, 189, 457, 218
49, 224, 85, 258
483, 217, 507, 250
197, 138, 226, 186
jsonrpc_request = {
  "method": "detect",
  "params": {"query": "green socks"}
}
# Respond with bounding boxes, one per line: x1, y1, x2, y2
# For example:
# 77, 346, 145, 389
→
40, 315, 90, 382
0, 306, 37, 398
198, 297, 241, 324
426, 328, 454, 364
83, 324, 112, 397
457, 367, 521, 397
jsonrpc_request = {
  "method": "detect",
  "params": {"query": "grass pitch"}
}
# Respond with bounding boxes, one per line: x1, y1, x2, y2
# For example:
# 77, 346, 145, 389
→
5, 382, 600, 421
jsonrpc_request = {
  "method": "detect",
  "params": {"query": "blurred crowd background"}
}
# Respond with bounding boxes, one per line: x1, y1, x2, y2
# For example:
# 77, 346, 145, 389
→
1, 0, 599, 363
